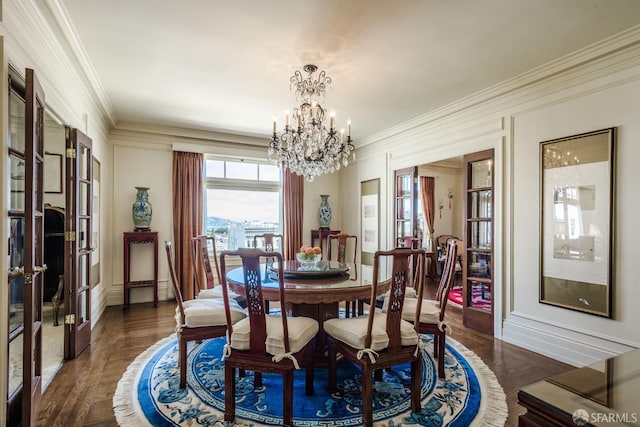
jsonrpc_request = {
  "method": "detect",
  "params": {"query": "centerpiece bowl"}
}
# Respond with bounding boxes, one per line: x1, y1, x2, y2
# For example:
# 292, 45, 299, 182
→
296, 247, 322, 270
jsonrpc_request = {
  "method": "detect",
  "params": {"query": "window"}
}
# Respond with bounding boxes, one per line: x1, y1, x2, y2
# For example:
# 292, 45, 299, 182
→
205, 158, 281, 250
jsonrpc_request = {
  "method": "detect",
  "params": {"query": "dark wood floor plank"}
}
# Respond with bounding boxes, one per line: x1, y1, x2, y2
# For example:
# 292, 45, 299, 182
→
37, 284, 573, 427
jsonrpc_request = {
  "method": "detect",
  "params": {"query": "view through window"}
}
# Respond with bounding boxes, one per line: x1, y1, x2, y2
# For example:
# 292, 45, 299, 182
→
205, 159, 281, 251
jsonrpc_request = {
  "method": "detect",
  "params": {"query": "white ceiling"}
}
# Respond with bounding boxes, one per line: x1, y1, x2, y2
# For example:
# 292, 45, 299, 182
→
60, 0, 640, 143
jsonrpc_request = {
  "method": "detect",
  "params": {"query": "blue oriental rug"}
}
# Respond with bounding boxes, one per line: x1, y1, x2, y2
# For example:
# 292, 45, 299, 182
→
114, 334, 507, 426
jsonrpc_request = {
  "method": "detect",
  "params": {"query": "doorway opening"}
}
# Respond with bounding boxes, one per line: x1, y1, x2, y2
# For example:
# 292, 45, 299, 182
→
41, 111, 67, 389
408, 152, 495, 335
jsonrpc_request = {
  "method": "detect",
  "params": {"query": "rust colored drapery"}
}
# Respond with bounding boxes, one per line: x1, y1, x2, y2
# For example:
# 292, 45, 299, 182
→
420, 176, 436, 250
172, 151, 204, 300
283, 167, 303, 260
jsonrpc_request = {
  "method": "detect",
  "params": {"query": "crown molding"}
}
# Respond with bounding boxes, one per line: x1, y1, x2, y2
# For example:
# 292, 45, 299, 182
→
44, 0, 117, 127
4, 0, 115, 137
114, 121, 269, 147
359, 25, 640, 148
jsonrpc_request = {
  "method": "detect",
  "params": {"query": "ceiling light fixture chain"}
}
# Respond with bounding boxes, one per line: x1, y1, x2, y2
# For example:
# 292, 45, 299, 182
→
269, 64, 354, 182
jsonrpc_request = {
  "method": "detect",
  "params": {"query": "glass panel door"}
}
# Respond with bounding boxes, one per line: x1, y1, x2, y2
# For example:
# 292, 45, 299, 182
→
23, 68, 47, 427
463, 150, 494, 335
394, 167, 418, 242
7, 71, 28, 425
64, 128, 93, 358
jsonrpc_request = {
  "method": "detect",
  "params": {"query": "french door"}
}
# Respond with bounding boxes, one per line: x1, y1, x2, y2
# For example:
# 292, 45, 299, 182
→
462, 150, 494, 335
6, 67, 93, 425
394, 167, 418, 243
6, 68, 46, 427
23, 67, 47, 427
64, 128, 93, 358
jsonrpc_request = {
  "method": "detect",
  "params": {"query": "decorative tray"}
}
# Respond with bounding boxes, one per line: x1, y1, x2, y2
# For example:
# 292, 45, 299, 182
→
270, 260, 350, 278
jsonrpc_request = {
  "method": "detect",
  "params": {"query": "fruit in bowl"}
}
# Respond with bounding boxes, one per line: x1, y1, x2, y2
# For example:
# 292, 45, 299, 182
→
297, 246, 322, 268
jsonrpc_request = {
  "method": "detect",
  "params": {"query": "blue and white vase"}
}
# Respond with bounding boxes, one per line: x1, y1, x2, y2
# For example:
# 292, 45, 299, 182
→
132, 186, 152, 230
318, 194, 332, 229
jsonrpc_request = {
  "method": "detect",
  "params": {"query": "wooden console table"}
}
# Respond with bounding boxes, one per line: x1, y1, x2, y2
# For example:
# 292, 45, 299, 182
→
123, 231, 158, 309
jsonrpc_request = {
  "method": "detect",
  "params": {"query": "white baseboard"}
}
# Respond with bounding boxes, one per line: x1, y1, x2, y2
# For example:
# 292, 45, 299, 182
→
502, 316, 636, 367
106, 281, 171, 307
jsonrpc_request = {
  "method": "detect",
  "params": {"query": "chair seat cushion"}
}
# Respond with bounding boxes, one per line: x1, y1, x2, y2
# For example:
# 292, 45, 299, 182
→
323, 313, 418, 351
176, 298, 245, 328
230, 315, 319, 355
196, 286, 241, 300
401, 298, 443, 324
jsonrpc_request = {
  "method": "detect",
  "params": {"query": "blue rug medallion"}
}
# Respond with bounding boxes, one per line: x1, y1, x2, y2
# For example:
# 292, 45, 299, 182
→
115, 335, 507, 426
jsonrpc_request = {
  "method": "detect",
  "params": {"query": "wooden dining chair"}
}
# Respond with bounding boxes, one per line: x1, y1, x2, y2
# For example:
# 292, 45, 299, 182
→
219, 248, 318, 427
165, 241, 246, 388
436, 234, 459, 276
396, 235, 422, 249
253, 232, 283, 252
190, 235, 244, 305
401, 239, 458, 378
324, 247, 425, 427
327, 233, 359, 317
327, 233, 357, 264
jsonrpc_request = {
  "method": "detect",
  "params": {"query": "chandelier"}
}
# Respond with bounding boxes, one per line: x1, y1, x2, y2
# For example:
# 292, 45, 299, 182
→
543, 143, 581, 169
268, 64, 355, 182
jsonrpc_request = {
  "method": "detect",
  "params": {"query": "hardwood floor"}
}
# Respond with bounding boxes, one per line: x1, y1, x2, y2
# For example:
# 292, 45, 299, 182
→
37, 281, 573, 427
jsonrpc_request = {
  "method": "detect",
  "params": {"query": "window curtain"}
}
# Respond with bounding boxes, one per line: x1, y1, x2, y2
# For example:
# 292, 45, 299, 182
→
283, 167, 303, 260
172, 151, 204, 300
419, 176, 435, 251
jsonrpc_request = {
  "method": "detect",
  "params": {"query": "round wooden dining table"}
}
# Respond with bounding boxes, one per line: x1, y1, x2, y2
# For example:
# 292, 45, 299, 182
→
225, 260, 391, 362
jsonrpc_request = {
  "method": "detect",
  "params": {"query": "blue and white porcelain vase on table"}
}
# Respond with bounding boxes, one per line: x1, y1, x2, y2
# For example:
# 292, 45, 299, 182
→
132, 186, 152, 231
318, 194, 332, 229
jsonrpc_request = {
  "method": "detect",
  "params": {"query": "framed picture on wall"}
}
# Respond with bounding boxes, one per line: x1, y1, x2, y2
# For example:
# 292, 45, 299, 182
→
361, 178, 380, 285
539, 128, 615, 317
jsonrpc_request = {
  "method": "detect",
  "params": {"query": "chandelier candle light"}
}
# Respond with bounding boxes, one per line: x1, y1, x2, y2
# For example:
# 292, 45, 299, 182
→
268, 64, 355, 181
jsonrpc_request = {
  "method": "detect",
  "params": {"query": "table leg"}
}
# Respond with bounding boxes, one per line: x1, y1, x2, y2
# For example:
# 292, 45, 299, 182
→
291, 302, 339, 367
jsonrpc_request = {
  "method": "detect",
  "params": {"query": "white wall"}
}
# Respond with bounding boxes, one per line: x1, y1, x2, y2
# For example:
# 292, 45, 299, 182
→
304, 173, 341, 244
508, 77, 640, 365
341, 28, 640, 366
110, 142, 173, 306
340, 151, 389, 258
